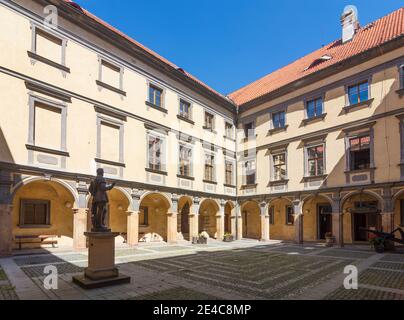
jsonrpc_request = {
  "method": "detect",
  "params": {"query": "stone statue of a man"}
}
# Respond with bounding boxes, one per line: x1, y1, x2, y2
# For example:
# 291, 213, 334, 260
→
89, 168, 116, 232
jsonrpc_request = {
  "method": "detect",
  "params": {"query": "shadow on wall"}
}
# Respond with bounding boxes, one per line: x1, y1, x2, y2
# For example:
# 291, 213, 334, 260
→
0, 126, 14, 163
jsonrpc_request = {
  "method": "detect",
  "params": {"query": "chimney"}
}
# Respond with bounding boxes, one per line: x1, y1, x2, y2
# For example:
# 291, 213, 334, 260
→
341, 5, 359, 43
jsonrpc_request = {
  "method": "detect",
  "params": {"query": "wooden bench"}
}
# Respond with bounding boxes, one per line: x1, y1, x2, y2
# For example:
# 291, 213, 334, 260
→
15, 235, 58, 250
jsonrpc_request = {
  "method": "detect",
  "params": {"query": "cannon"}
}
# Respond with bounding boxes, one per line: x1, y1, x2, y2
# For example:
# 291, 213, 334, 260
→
360, 227, 404, 253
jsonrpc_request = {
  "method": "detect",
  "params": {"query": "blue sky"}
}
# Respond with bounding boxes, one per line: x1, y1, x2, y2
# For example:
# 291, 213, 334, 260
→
75, 0, 403, 95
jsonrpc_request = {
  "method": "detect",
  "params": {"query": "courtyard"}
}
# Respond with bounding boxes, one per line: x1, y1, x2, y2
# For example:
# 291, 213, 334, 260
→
0, 240, 403, 300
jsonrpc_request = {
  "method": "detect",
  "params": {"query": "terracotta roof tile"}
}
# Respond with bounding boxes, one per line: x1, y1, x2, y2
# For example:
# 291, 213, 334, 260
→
229, 8, 404, 106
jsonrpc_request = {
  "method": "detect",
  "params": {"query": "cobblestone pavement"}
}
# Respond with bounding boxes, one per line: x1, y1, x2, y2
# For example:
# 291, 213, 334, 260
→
0, 241, 403, 300
0, 267, 19, 300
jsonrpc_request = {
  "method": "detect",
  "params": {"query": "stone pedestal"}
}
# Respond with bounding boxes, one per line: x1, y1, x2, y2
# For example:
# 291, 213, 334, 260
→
72, 232, 130, 289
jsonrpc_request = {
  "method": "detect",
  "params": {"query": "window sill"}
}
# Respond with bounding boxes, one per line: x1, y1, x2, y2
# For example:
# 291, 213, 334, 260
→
96, 80, 126, 96
26, 144, 69, 157
27, 51, 70, 73
94, 158, 126, 167
203, 179, 217, 185
302, 174, 328, 182
139, 225, 149, 228
344, 167, 376, 174
301, 113, 327, 126
268, 125, 288, 136
223, 183, 236, 188
18, 225, 52, 229
145, 101, 167, 113
177, 115, 195, 125
241, 183, 258, 190
268, 179, 289, 186
343, 98, 374, 113
146, 168, 168, 176
202, 126, 217, 134
177, 174, 195, 181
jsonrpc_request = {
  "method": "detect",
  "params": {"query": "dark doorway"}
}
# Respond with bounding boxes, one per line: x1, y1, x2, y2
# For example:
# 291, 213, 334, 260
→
181, 203, 190, 239
352, 201, 380, 241
225, 213, 231, 233
318, 204, 332, 240
242, 211, 248, 238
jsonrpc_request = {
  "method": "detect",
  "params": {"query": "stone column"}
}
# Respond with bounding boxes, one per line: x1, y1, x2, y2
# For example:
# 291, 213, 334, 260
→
293, 200, 303, 244
73, 208, 89, 250
382, 188, 394, 233
167, 194, 179, 244
216, 200, 225, 241
331, 196, 344, 247
0, 170, 13, 256
260, 202, 270, 241
126, 211, 139, 246
73, 182, 89, 250
231, 204, 238, 240
236, 202, 243, 240
189, 197, 200, 242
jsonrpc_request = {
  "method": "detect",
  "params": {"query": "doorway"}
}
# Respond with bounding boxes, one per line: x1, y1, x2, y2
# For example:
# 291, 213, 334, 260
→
318, 204, 332, 240
180, 203, 190, 239
352, 201, 380, 241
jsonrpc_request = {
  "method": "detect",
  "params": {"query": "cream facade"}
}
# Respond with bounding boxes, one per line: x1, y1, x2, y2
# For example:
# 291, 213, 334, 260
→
0, 0, 403, 255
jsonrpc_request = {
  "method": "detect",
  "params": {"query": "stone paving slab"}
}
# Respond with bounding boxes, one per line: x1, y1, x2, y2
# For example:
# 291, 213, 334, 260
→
130, 287, 220, 300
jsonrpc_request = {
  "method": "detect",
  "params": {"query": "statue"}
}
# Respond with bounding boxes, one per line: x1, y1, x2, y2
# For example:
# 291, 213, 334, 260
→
89, 168, 116, 232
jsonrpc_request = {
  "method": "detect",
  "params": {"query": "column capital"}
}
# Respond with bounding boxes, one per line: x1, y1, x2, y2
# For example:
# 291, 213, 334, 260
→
171, 193, 179, 203
193, 196, 201, 205
131, 188, 144, 201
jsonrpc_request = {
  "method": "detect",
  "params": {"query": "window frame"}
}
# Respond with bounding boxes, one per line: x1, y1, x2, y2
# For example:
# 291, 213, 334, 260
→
399, 64, 404, 90
147, 83, 165, 108
224, 159, 235, 186
348, 134, 371, 171
224, 121, 235, 140
178, 98, 192, 120
147, 132, 166, 173
97, 57, 125, 95
345, 78, 371, 107
286, 205, 294, 226
203, 152, 216, 182
243, 121, 255, 139
178, 143, 193, 177
19, 199, 51, 227
271, 110, 286, 129
243, 159, 256, 186
345, 129, 374, 172
29, 23, 69, 73
305, 96, 324, 119
268, 206, 275, 225
203, 111, 215, 131
139, 206, 149, 226
304, 143, 326, 177
271, 151, 288, 181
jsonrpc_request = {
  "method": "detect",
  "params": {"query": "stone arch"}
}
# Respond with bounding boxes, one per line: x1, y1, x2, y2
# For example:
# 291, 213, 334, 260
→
266, 197, 294, 241
224, 201, 235, 234
341, 190, 383, 243
11, 177, 78, 248
301, 194, 333, 241
240, 200, 261, 240
138, 192, 171, 242
178, 196, 193, 240
199, 198, 220, 238
108, 188, 132, 244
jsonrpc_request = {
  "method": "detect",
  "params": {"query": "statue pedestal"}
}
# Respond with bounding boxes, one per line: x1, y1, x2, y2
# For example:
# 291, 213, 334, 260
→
72, 232, 131, 289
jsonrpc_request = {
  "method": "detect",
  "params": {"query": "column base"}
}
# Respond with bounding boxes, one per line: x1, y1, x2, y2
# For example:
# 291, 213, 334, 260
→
72, 232, 130, 289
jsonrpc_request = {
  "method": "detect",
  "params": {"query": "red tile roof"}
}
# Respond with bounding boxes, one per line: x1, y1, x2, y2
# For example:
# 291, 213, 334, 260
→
229, 8, 404, 107
62, 0, 232, 106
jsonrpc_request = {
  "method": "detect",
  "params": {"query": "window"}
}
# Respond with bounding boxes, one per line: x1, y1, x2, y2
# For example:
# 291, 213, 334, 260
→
179, 99, 191, 119
272, 153, 287, 181
349, 135, 370, 170
348, 80, 369, 105
306, 145, 325, 177
99, 59, 122, 89
148, 135, 163, 171
244, 160, 256, 185
204, 154, 215, 181
179, 145, 192, 177
100, 121, 120, 162
306, 97, 323, 119
272, 111, 286, 129
400, 65, 404, 89
20, 199, 50, 226
243, 122, 254, 138
204, 112, 214, 130
286, 206, 294, 225
35, 28, 63, 63
139, 206, 149, 226
269, 206, 275, 225
225, 122, 234, 139
148, 84, 163, 107
225, 161, 234, 185
33, 101, 62, 150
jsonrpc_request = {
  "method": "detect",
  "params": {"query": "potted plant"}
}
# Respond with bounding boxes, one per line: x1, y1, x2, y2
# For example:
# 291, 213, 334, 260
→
223, 232, 234, 242
198, 231, 209, 244
370, 237, 386, 253
325, 232, 335, 247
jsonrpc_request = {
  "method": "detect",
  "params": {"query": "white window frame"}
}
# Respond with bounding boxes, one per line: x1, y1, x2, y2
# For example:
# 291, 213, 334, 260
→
97, 57, 125, 93
304, 142, 326, 177
224, 157, 236, 186
270, 151, 288, 182
178, 142, 193, 177
203, 151, 216, 182
270, 107, 287, 130
146, 131, 167, 172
